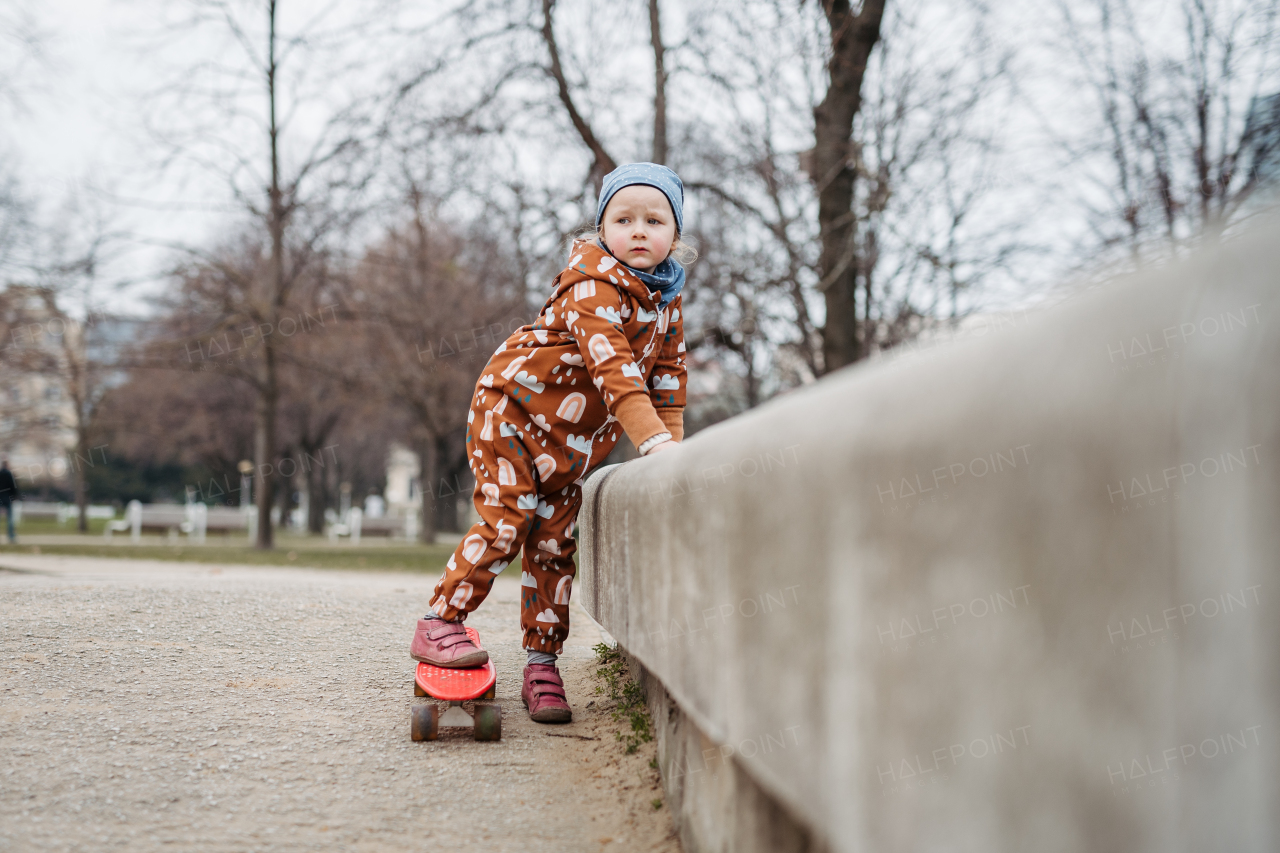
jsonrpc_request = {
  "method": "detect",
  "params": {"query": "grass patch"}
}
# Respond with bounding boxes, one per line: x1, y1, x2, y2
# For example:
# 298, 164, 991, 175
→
12, 517, 112, 535
0, 539, 474, 574
593, 642, 654, 755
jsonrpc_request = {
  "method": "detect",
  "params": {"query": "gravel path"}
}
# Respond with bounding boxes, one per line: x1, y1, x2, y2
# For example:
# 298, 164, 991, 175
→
0, 555, 681, 852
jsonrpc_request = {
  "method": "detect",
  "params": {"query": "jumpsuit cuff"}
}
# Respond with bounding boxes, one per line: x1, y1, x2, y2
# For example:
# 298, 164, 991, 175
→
612, 393, 668, 450
655, 407, 684, 442
638, 433, 672, 455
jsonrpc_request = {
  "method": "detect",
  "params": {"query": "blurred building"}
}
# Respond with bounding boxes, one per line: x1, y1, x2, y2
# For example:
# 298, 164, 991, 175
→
0, 285, 144, 494
0, 287, 77, 487
384, 442, 478, 536
383, 443, 421, 518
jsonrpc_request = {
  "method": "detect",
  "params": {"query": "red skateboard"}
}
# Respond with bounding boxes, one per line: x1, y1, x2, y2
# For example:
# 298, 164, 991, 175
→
411, 626, 501, 741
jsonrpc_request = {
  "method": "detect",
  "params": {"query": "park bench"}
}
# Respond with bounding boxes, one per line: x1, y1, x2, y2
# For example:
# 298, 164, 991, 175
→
104, 501, 210, 543
11, 501, 116, 524
326, 511, 412, 542
355, 514, 406, 538
205, 507, 250, 534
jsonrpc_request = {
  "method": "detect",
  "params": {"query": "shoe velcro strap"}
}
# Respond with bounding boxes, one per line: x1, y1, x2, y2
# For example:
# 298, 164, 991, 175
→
531, 683, 567, 700
426, 623, 466, 640
528, 672, 564, 685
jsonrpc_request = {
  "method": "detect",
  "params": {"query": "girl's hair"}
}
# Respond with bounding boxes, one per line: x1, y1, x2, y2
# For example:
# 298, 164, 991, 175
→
668, 235, 699, 265
570, 222, 699, 266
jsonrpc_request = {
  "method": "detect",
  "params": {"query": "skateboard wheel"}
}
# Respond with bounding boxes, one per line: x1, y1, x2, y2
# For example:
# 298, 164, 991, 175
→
482, 685, 496, 700
411, 704, 438, 741
414, 681, 427, 698
474, 704, 501, 741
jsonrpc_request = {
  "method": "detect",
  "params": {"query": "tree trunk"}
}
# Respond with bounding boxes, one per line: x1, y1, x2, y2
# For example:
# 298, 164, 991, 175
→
276, 443, 294, 526
813, 0, 886, 374
74, 432, 88, 533
253, 367, 277, 548
433, 434, 462, 533
255, 0, 284, 550
417, 434, 438, 545
306, 448, 327, 534
542, 0, 617, 193
649, 0, 667, 165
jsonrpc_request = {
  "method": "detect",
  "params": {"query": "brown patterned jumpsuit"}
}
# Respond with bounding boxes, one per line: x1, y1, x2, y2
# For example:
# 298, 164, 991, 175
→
429, 240, 686, 654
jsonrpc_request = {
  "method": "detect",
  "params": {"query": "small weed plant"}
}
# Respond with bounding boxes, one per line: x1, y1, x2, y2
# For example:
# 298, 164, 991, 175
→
593, 642, 653, 754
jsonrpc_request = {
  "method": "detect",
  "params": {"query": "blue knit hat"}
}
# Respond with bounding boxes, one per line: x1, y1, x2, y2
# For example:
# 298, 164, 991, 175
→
595, 162, 684, 233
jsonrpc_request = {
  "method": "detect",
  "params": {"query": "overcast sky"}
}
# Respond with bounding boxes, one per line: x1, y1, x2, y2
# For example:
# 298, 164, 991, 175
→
7, 0, 211, 299
10, 1, 157, 194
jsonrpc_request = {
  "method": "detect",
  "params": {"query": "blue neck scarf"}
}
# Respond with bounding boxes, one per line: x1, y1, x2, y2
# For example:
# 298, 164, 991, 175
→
597, 239, 686, 310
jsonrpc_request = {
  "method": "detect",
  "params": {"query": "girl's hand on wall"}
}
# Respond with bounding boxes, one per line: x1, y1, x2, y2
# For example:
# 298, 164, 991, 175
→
645, 440, 677, 455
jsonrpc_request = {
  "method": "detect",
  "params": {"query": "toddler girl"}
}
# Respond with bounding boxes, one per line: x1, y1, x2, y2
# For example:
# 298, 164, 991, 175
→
409, 163, 690, 723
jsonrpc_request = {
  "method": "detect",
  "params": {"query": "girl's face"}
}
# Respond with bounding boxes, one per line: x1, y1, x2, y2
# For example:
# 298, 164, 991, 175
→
600, 185, 676, 271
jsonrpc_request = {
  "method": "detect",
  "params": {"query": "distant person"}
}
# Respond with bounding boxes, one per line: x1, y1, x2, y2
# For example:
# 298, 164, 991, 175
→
0, 457, 20, 544
409, 163, 692, 724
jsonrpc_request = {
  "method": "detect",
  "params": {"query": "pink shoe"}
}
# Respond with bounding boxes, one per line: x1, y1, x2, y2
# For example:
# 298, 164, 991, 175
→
522, 664, 572, 723
410, 620, 489, 668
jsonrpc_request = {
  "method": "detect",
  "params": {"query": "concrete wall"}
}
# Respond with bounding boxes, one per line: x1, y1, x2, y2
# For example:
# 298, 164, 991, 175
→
577, 221, 1279, 853
618, 644, 828, 853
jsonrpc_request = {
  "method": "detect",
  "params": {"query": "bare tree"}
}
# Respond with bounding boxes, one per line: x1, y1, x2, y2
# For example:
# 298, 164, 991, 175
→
649, 0, 669, 165
351, 181, 527, 543
0, 2, 42, 285
540, 0, 619, 192
300, 0, 1030, 440
0, 2, 46, 117
1051, 0, 1280, 261
812, 0, 886, 373
95, 358, 256, 505
0, 286, 49, 465
845, 5, 1029, 353
141, 0, 378, 547
97, 251, 359, 519
276, 320, 364, 533
673, 0, 1026, 416
0, 169, 33, 287
2, 192, 129, 529
31, 302, 106, 530
677, 2, 830, 401
0, 291, 110, 529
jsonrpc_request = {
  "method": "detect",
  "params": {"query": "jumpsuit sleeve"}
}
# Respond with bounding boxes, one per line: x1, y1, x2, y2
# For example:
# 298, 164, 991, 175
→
648, 294, 686, 442
560, 277, 669, 450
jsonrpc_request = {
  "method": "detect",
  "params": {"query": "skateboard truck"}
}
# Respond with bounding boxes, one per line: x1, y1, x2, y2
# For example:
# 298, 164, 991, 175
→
439, 701, 475, 728
410, 627, 502, 742
411, 701, 502, 742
